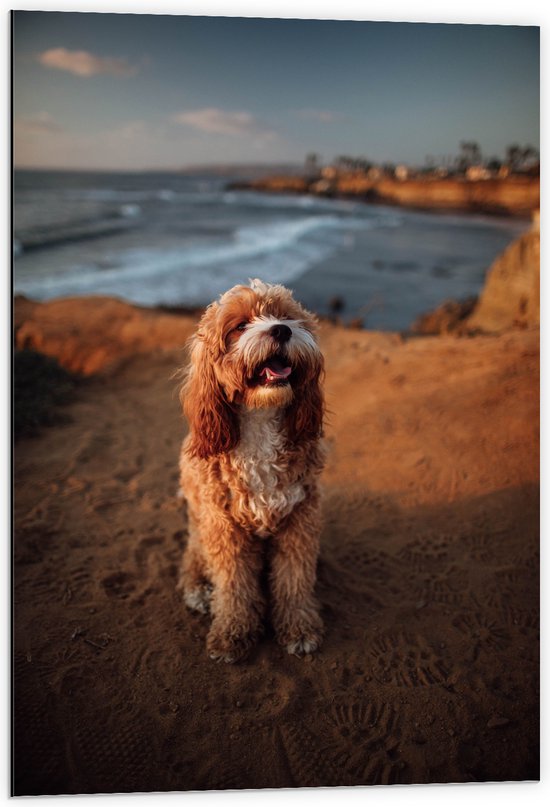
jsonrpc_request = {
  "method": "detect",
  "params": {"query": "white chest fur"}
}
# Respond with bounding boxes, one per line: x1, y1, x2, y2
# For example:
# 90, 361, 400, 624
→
234, 407, 305, 534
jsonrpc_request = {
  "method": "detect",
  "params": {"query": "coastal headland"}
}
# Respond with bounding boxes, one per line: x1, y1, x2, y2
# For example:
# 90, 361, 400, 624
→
229, 173, 539, 217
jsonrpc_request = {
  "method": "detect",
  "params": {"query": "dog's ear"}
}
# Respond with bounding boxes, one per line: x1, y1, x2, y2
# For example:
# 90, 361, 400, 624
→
181, 335, 239, 459
285, 359, 325, 445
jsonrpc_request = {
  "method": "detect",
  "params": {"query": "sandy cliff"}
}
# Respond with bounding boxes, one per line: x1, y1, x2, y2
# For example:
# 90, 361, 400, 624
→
364, 176, 537, 216
15, 296, 196, 376
467, 223, 540, 332
233, 173, 539, 216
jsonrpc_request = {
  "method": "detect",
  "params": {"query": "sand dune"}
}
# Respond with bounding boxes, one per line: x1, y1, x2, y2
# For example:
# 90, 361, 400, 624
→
13, 298, 539, 794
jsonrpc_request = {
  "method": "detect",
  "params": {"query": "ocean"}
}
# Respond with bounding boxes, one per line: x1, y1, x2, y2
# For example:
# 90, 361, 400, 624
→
13, 169, 529, 331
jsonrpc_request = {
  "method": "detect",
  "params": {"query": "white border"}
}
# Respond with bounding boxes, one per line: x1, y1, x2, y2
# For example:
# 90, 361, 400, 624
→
4, 2, 545, 807
2, 0, 546, 24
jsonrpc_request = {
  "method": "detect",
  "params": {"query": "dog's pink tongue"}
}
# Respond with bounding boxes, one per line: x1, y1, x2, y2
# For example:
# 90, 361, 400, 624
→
260, 359, 292, 383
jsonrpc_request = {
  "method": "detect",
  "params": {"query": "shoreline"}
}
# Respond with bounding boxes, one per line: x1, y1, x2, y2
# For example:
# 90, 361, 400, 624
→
14, 216, 530, 334
13, 216, 538, 343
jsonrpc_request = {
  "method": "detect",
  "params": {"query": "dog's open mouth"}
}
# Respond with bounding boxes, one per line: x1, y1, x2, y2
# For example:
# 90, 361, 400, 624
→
250, 355, 292, 386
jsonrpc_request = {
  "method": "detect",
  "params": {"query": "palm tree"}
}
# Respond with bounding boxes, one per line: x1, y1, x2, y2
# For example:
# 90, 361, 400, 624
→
304, 153, 321, 177
505, 144, 522, 172
522, 145, 539, 164
458, 141, 482, 170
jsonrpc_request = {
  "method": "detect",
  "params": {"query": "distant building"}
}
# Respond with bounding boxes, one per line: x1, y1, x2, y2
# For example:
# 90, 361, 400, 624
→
310, 179, 333, 195
394, 165, 409, 181
321, 166, 338, 180
466, 165, 491, 181
367, 167, 383, 181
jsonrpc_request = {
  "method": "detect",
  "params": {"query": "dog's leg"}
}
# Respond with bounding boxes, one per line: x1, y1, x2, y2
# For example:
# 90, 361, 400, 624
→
178, 540, 212, 614
177, 507, 213, 614
203, 522, 265, 663
270, 495, 324, 656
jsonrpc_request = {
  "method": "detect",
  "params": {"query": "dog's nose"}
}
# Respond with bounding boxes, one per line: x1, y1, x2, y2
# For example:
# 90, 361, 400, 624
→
269, 323, 292, 343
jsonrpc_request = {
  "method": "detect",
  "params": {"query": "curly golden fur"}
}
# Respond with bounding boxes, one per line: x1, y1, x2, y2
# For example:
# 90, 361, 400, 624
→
178, 279, 325, 662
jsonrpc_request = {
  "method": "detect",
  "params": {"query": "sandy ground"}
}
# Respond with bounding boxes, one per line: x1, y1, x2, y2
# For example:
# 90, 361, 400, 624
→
13, 304, 539, 794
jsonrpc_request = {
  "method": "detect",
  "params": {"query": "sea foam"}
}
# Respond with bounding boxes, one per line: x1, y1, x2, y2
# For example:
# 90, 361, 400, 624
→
13, 213, 375, 306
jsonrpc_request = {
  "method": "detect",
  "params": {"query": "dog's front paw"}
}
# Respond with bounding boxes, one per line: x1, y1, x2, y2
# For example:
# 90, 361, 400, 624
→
286, 634, 322, 656
206, 623, 261, 664
276, 609, 324, 657
181, 584, 212, 615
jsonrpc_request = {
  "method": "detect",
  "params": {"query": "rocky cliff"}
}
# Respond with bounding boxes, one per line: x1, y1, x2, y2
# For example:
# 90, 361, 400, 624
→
466, 222, 540, 332
230, 174, 540, 216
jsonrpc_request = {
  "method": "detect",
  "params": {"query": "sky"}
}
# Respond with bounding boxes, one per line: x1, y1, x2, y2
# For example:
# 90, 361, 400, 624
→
12, 11, 540, 171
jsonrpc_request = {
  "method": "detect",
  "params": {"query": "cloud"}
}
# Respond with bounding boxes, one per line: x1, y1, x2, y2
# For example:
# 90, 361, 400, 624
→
296, 108, 338, 122
172, 108, 276, 141
15, 111, 63, 135
37, 47, 138, 78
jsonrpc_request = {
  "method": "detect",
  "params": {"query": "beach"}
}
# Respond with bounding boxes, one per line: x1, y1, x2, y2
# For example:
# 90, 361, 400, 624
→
13, 290, 539, 793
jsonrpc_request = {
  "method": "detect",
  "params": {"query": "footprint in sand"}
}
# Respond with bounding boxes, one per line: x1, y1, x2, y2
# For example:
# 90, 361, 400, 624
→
510, 547, 540, 571
193, 754, 249, 791
219, 669, 301, 721
503, 606, 539, 631
62, 563, 94, 603
414, 566, 467, 607
129, 646, 184, 694
324, 698, 409, 785
133, 535, 165, 568
276, 698, 409, 788
320, 544, 404, 602
460, 531, 498, 564
495, 565, 532, 591
369, 631, 449, 687
397, 533, 450, 572
451, 612, 511, 653
31, 646, 82, 691
101, 571, 136, 599
74, 432, 111, 465
276, 722, 344, 788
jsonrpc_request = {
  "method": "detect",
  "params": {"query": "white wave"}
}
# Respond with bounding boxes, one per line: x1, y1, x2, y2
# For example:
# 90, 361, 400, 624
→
119, 204, 141, 218
13, 213, 374, 306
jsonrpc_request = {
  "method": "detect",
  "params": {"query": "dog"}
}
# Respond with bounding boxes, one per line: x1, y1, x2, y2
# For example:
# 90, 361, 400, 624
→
177, 278, 325, 662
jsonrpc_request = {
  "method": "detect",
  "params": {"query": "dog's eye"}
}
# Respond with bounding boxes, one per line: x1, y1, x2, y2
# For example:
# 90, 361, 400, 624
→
235, 321, 248, 332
